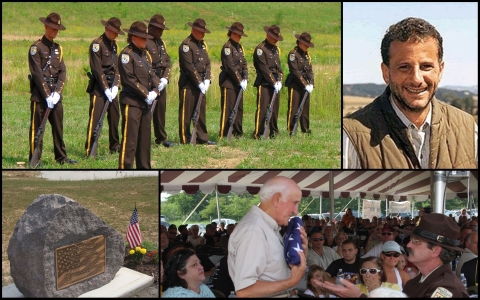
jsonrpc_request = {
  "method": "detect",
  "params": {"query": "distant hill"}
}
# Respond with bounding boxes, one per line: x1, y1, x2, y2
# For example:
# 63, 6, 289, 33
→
343, 83, 478, 101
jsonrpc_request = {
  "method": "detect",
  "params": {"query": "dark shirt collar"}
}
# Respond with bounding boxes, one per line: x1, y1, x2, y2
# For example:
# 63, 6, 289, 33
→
130, 42, 145, 55
296, 46, 306, 55
102, 33, 113, 47
264, 39, 276, 48
42, 35, 55, 48
229, 38, 239, 47
190, 34, 202, 44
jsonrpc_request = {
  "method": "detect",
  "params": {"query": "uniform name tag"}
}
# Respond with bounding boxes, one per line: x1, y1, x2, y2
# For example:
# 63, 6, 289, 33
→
431, 287, 453, 298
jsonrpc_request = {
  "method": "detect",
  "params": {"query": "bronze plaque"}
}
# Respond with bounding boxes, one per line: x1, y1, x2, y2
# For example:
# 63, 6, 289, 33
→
55, 235, 106, 290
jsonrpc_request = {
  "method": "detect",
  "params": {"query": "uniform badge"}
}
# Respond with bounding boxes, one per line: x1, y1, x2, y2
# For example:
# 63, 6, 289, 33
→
121, 54, 129, 64
224, 48, 231, 55
30, 46, 37, 55
92, 43, 100, 53
431, 287, 453, 298
257, 48, 263, 56
183, 45, 189, 53
289, 53, 295, 61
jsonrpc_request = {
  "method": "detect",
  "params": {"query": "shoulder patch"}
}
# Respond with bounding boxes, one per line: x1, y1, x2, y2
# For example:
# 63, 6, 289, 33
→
121, 54, 129, 64
30, 46, 37, 55
92, 43, 100, 53
289, 53, 295, 61
257, 48, 263, 56
224, 47, 230, 56
183, 44, 189, 53
431, 287, 453, 298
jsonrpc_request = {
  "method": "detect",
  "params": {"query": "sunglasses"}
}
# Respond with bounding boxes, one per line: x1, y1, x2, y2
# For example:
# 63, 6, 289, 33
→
381, 232, 393, 236
311, 238, 325, 241
383, 252, 401, 257
359, 268, 382, 275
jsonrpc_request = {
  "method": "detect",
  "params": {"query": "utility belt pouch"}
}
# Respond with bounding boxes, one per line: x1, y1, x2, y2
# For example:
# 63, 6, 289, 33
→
219, 66, 227, 84
86, 72, 95, 93
254, 71, 263, 87
178, 69, 188, 87
28, 74, 34, 93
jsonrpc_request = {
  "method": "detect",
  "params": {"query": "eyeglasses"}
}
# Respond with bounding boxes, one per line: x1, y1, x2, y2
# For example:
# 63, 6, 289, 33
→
381, 232, 393, 236
359, 268, 382, 275
383, 252, 401, 257
311, 238, 325, 241
410, 236, 423, 246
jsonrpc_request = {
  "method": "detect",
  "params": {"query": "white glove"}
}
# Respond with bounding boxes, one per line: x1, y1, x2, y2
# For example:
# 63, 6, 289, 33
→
274, 81, 282, 93
51, 92, 61, 105
105, 88, 113, 102
305, 84, 313, 93
204, 79, 210, 92
110, 86, 119, 100
240, 79, 247, 91
198, 82, 207, 95
145, 91, 157, 105
46, 95, 54, 109
158, 78, 168, 92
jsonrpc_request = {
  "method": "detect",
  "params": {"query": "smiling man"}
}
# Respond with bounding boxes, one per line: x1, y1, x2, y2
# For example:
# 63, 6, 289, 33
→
343, 17, 477, 169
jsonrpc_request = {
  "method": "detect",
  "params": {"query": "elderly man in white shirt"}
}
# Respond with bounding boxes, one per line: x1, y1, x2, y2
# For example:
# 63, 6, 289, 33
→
456, 231, 478, 277
228, 176, 308, 297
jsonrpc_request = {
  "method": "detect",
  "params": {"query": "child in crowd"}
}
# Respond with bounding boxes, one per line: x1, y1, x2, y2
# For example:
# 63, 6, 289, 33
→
305, 264, 337, 298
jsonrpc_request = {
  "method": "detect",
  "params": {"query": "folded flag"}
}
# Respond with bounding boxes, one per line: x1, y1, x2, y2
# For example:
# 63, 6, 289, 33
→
283, 216, 303, 265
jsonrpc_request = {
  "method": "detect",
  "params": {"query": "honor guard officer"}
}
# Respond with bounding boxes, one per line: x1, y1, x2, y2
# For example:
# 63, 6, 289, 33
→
28, 12, 77, 165
218, 22, 248, 139
85, 17, 123, 156
145, 14, 176, 148
253, 25, 284, 139
118, 22, 160, 169
285, 32, 315, 135
178, 18, 216, 145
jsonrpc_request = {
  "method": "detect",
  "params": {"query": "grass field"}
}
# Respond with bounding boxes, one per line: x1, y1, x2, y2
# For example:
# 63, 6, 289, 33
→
2, 2, 341, 169
1, 171, 159, 286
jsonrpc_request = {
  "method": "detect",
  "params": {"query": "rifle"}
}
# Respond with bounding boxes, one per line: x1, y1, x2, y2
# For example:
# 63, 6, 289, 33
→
88, 100, 110, 157
262, 90, 278, 139
290, 90, 310, 137
30, 107, 51, 168
190, 70, 209, 145
226, 89, 243, 141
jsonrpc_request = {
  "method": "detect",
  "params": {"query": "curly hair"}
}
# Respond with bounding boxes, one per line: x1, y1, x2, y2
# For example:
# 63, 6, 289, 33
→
381, 17, 443, 67
162, 248, 196, 291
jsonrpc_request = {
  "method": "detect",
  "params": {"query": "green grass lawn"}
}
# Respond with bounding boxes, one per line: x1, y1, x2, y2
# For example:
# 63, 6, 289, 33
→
2, 2, 341, 169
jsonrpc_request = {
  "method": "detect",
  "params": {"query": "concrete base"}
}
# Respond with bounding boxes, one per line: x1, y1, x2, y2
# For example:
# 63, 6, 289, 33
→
2, 267, 154, 298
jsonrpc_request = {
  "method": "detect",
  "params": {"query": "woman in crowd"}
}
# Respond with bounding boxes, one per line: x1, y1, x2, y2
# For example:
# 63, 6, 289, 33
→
305, 264, 336, 298
379, 241, 411, 290
187, 225, 205, 247
356, 256, 401, 295
162, 248, 216, 297
333, 231, 348, 257
396, 252, 419, 278
341, 208, 355, 227
323, 223, 336, 248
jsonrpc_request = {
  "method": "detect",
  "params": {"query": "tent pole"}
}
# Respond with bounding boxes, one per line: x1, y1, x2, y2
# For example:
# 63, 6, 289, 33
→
329, 171, 335, 224
216, 185, 221, 225
182, 193, 209, 224
319, 194, 322, 217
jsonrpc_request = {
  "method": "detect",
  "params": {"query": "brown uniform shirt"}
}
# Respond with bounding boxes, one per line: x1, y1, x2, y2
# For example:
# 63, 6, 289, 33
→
285, 46, 314, 89
89, 33, 120, 96
178, 34, 211, 89
219, 38, 248, 90
118, 43, 160, 109
29, 35, 66, 101
146, 37, 171, 80
253, 39, 283, 87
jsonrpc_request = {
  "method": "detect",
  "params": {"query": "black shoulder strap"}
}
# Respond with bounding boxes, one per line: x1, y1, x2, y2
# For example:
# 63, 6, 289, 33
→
42, 44, 56, 73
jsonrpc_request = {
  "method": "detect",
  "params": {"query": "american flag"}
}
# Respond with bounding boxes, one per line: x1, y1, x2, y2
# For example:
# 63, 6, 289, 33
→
127, 207, 142, 248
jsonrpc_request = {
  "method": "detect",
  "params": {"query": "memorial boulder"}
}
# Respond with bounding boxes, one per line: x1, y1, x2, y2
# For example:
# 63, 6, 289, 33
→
7, 194, 124, 297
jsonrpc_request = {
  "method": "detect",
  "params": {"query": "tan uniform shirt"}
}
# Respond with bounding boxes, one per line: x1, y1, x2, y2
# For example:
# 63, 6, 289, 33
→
228, 205, 290, 292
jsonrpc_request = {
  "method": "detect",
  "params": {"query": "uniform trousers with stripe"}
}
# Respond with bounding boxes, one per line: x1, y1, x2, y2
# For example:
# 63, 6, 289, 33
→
84, 93, 120, 156
152, 88, 168, 144
219, 87, 243, 138
253, 85, 280, 139
287, 87, 310, 133
178, 87, 209, 144
118, 104, 151, 169
29, 101, 67, 162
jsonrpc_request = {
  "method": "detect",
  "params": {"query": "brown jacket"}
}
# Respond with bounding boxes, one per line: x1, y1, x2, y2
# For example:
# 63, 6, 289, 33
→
253, 39, 283, 87
285, 46, 314, 90
178, 34, 211, 89
219, 38, 248, 90
88, 33, 120, 96
343, 87, 477, 169
28, 35, 66, 101
118, 43, 159, 109
146, 37, 171, 80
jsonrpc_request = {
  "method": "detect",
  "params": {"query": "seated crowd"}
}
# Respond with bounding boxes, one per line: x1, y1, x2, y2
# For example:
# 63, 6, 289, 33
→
160, 208, 478, 298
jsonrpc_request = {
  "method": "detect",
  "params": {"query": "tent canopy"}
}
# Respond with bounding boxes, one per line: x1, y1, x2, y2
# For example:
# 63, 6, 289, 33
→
161, 171, 478, 201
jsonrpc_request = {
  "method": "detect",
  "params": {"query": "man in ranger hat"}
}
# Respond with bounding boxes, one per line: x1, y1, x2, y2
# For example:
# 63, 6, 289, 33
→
312, 213, 469, 298
28, 12, 77, 166
285, 32, 314, 136
218, 22, 248, 139
84, 17, 124, 157
145, 14, 176, 148
253, 25, 284, 139
178, 18, 215, 145
118, 21, 160, 169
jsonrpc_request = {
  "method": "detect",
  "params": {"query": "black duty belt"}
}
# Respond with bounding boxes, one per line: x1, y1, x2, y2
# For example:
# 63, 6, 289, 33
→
44, 77, 58, 85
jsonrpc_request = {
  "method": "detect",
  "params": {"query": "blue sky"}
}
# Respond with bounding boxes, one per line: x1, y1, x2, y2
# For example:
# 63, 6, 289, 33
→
343, 2, 478, 87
